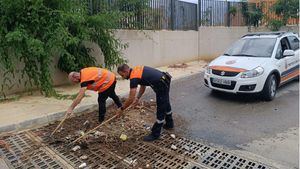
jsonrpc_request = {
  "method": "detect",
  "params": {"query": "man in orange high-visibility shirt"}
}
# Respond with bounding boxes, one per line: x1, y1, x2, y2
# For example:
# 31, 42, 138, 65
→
116, 64, 173, 142
67, 67, 122, 123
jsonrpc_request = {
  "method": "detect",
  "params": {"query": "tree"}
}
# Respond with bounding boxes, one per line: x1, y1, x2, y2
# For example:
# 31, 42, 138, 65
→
0, 0, 150, 97
241, 1, 264, 27
272, 0, 299, 25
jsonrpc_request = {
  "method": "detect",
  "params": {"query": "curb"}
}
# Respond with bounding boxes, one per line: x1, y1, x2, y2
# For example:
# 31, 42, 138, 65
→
0, 72, 201, 133
0, 93, 127, 133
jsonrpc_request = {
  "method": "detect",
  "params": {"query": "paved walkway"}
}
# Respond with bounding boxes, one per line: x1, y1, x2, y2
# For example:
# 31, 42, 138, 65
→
0, 60, 207, 132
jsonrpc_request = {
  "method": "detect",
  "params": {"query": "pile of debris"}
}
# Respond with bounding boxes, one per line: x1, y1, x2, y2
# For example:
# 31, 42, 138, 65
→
32, 101, 158, 168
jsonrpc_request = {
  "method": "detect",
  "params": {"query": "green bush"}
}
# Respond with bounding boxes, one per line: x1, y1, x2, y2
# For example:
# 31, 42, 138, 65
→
0, 0, 146, 97
272, 0, 299, 25
268, 19, 284, 31
241, 1, 264, 27
229, 6, 237, 17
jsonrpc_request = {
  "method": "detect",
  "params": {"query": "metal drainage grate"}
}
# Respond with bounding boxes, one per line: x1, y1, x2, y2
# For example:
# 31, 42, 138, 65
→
202, 150, 271, 169
189, 165, 207, 169
153, 133, 211, 160
124, 141, 198, 169
50, 144, 84, 168
0, 133, 64, 169
152, 133, 274, 169
35, 133, 129, 169
84, 147, 129, 169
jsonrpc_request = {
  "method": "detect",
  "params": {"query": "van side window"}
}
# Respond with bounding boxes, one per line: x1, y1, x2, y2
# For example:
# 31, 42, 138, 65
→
287, 36, 299, 51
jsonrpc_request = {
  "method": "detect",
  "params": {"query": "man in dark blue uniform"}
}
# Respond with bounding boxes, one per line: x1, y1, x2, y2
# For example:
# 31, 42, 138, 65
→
116, 64, 174, 141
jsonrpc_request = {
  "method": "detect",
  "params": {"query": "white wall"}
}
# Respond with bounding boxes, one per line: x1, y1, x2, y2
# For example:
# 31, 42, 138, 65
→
198, 27, 248, 60
115, 30, 199, 67
2, 26, 299, 95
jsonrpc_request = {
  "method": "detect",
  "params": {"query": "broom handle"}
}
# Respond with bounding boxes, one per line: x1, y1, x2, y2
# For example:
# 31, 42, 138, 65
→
50, 113, 70, 136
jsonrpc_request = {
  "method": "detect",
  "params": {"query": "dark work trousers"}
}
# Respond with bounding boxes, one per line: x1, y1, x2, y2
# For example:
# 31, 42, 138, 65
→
151, 79, 172, 137
98, 81, 122, 122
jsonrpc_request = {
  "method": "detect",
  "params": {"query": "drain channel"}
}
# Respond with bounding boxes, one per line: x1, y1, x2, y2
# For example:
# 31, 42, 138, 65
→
152, 133, 275, 169
0, 133, 64, 169
31, 129, 129, 169
1, 129, 279, 169
124, 141, 206, 169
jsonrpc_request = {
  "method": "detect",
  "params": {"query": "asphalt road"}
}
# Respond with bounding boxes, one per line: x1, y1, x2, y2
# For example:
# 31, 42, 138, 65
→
143, 72, 299, 168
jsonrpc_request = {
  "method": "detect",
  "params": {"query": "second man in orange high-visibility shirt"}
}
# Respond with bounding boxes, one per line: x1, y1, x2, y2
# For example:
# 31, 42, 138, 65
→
67, 67, 122, 123
117, 64, 174, 141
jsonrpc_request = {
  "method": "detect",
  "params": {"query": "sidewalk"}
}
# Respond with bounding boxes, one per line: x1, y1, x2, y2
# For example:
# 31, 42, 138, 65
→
0, 60, 207, 133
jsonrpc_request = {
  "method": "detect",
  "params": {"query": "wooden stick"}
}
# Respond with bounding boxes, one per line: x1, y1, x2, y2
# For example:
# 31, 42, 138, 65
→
50, 113, 70, 137
70, 106, 133, 145
141, 106, 155, 113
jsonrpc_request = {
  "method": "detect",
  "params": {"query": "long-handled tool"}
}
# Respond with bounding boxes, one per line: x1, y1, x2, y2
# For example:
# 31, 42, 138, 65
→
140, 105, 155, 113
69, 106, 133, 145
50, 112, 71, 137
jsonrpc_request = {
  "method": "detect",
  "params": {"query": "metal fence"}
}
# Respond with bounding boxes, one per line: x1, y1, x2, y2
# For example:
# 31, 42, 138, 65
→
87, 0, 298, 30
199, 0, 246, 27
87, 0, 198, 30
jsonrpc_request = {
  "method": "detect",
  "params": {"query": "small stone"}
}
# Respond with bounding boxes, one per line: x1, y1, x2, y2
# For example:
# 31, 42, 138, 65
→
76, 130, 85, 136
83, 120, 89, 126
171, 145, 177, 150
79, 162, 87, 168
143, 124, 151, 130
183, 145, 190, 151
72, 145, 81, 152
80, 155, 88, 160
94, 131, 106, 137
170, 134, 176, 139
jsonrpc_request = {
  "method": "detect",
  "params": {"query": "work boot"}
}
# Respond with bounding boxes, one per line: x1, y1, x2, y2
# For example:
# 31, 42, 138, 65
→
163, 114, 174, 130
143, 122, 163, 142
98, 116, 105, 123
143, 134, 159, 142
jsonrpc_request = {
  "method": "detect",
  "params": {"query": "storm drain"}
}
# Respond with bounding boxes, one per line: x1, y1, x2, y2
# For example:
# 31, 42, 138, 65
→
31, 130, 129, 169
201, 150, 271, 169
153, 134, 212, 160
40, 138, 129, 169
1, 130, 278, 169
124, 141, 205, 169
0, 133, 64, 169
151, 133, 275, 169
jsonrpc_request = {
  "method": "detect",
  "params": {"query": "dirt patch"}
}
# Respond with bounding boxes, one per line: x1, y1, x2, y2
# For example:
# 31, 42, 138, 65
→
168, 63, 189, 69
21, 101, 188, 168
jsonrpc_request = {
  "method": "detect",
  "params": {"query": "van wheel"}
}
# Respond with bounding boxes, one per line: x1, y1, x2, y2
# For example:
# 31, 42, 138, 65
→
261, 74, 277, 101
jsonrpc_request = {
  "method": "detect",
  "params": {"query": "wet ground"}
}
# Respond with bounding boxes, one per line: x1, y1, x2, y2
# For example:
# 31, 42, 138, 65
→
142, 73, 299, 168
